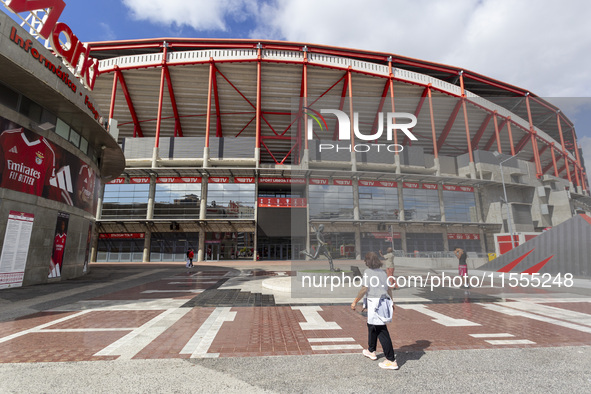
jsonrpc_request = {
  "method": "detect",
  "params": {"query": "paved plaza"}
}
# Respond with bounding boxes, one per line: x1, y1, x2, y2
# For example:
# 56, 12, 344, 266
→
0, 261, 590, 392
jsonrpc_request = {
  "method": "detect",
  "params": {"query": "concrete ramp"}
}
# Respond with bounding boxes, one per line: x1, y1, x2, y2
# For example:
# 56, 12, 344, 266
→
480, 214, 591, 278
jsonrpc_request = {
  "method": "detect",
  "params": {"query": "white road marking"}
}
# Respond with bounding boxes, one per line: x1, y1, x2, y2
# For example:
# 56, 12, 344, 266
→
485, 339, 536, 345
469, 333, 515, 338
310, 344, 363, 351
479, 303, 591, 334
141, 289, 204, 294
0, 311, 90, 344
397, 304, 481, 327
49, 299, 187, 311
291, 306, 341, 330
94, 308, 192, 360
180, 307, 237, 358
500, 301, 591, 326
307, 337, 356, 343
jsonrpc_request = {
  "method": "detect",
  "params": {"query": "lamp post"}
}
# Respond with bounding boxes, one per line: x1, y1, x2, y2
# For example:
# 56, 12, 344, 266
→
494, 152, 522, 249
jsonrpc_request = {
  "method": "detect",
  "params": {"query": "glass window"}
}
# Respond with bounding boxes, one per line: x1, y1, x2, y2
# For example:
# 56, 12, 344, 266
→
55, 118, 70, 140
0, 83, 19, 109
102, 183, 149, 219
449, 239, 482, 253
403, 188, 441, 221
309, 185, 354, 219
443, 190, 477, 222
69, 129, 80, 148
359, 186, 399, 220
18, 96, 42, 122
406, 233, 444, 252
79, 137, 88, 155
154, 183, 201, 218
206, 183, 256, 219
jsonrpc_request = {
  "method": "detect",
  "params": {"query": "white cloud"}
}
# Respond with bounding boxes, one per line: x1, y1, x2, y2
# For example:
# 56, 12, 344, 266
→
250, 0, 591, 98
122, 0, 258, 31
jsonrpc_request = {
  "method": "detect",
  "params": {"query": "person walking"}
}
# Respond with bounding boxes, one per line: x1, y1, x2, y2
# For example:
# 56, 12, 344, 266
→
351, 252, 398, 370
379, 247, 396, 289
454, 246, 469, 288
186, 248, 194, 268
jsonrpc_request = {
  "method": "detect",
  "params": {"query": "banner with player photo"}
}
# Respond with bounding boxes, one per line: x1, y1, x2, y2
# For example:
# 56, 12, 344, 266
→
0, 116, 100, 214
49, 212, 69, 278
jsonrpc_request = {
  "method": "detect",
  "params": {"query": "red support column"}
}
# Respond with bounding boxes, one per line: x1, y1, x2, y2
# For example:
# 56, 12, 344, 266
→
347, 67, 355, 147
525, 95, 542, 177
550, 143, 559, 176
556, 113, 572, 184
334, 72, 349, 140
484, 117, 507, 151
205, 59, 214, 148
109, 70, 117, 120
459, 73, 473, 163
303, 50, 308, 151
255, 45, 262, 150
427, 85, 438, 158
212, 64, 222, 138
492, 112, 502, 153
154, 44, 168, 148
471, 113, 492, 152
116, 69, 143, 137
163, 66, 183, 137
436, 99, 462, 152
506, 117, 515, 155
388, 60, 398, 152
403, 86, 429, 146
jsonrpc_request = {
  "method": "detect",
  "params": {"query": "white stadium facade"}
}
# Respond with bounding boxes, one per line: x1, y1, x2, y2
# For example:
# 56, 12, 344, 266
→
1, 2, 590, 285
87, 38, 590, 264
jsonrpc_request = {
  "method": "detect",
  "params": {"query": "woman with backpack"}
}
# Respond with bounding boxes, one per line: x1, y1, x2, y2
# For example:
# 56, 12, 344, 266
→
351, 252, 398, 370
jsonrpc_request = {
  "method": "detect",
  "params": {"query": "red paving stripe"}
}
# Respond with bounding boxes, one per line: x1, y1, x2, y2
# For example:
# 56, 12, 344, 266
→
1, 302, 590, 362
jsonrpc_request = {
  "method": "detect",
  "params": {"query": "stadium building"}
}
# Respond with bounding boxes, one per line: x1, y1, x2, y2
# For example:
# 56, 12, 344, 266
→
1, 3, 589, 272
86, 38, 590, 263
0, 8, 124, 287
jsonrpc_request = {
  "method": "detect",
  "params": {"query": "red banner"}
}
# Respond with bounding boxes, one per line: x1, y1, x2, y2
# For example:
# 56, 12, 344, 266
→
309, 178, 329, 185
359, 180, 397, 188
422, 183, 438, 190
333, 179, 352, 186
258, 177, 306, 184
370, 232, 402, 239
443, 185, 474, 192
208, 176, 230, 183
258, 197, 307, 208
235, 177, 255, 183
403, 182, 419, 189
157, 177, 201, 183
99, 233, 145, 239
448, 233, 480, 240
130, 177, 150, 184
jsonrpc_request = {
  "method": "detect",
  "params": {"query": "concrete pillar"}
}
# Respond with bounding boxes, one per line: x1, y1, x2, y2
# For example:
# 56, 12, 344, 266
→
253, 174, 259, 262
198, 176, 208, 262
442, 226, 450, 252
474, 187, 484, 223
398, 182, 405, 221
434, 157, 441, 176
143, 227, 151, 262
353, 178, 361, 259
479, 227, 486, 254
354, 226, 362, 260
304, 177, 311, 260
203, 146, 210, 168
151, 146, 159, 169
438, 184, 445, 222
400, 226, 408, 254
95, 183, 105, 219
90, 225, 99, 263
146, 174, 156, 220
395, 154, 401, 174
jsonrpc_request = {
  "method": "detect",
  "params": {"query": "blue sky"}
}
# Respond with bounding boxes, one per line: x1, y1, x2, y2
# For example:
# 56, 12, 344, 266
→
3, 0, 591, 166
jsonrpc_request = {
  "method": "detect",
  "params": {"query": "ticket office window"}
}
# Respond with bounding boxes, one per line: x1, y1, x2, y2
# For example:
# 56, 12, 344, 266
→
102, 184, 149, 219
154, 183, 201, 218
443, 190, 477, 222
359, 186, 399, 220
406, 233, 444, 252
309, 185, 354, 219
207, 183, 256, 219
403, 189, 441, 221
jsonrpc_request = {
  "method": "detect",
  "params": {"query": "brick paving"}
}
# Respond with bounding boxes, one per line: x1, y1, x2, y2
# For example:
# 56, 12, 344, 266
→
0, 266, 590, 363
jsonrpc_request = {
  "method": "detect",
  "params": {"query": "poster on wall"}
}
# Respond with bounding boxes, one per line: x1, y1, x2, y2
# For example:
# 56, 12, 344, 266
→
82, 223, 92, 274
49, 212, 69, 278
0, 116, 100, 214
0, 210, 35, 289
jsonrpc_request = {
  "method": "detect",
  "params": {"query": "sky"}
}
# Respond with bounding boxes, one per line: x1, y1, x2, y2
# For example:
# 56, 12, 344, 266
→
3, 0, 591, 167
